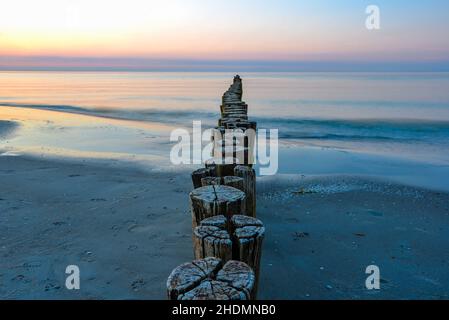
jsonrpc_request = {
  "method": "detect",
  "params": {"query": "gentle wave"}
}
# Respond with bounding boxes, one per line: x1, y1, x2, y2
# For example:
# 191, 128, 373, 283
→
0, 102, 216, 124
0, 120, 19, 138
254, 117, 449, 142
2, 102, 449, 143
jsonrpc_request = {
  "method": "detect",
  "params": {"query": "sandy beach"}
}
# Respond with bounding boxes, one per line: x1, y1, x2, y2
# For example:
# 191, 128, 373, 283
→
1, 0, 449, 305
1, 145, 448, 299
1, 71, 449, 300
0, 153, 193, 299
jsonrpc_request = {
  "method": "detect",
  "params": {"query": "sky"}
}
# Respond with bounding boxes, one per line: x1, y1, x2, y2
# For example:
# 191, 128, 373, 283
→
0, 0, 448, 71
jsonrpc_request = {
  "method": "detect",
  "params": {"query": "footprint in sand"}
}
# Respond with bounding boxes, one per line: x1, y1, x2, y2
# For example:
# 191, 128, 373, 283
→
80, 250, 95, 262
131, 279, 146, 291
44, 281, 61, 292
11, 274, 31, 284
366, 209, 383, 217
128, 224, 155, 233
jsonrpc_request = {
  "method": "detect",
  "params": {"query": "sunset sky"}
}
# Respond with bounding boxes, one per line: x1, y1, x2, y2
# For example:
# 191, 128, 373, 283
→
1, 0, 448, 71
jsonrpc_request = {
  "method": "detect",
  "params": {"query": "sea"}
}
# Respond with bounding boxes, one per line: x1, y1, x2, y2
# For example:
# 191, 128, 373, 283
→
1, 71, 449, 190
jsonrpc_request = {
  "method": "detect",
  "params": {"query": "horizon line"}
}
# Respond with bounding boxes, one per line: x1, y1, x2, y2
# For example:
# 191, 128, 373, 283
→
1, 56, 449, 72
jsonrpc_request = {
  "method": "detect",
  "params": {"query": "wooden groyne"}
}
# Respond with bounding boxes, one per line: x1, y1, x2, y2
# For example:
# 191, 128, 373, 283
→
167, 75, 264, 300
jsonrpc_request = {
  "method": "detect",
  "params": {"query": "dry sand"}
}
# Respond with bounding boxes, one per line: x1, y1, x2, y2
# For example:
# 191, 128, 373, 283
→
257, 175, 449, 299
1, 152, 448, 299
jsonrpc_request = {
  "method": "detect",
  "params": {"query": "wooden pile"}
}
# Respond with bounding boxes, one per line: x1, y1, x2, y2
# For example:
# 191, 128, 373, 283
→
167, 76, 265, 300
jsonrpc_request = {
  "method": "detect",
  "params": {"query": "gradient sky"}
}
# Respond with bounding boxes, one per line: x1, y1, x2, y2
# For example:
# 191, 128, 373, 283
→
1, 0, 448, 70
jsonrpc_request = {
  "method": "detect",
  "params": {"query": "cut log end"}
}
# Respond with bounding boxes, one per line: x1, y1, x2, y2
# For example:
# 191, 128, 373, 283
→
201, 175, 244, 193
167, 258, 255, 300
166, 257, 221, 300
201, 176, 222, 187
190, 185, 246, 203
200, 215, 227, 229
189, 185, 246, 228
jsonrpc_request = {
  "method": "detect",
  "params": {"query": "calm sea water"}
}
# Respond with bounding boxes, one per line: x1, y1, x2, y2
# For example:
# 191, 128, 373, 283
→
1, 71, 449, 165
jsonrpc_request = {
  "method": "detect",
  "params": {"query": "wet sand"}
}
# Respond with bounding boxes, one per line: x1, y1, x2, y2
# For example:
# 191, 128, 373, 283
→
1, 153, 448, 299
0, 120, 18, 139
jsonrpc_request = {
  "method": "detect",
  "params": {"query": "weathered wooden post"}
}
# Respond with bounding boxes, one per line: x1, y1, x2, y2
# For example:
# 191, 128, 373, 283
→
200, 176, 222, 187
234, 165, 256, 217
205, 157, 238, 177
214, 145, 250, 167
213, 124, 256, 166
222, 176, 244, 191
192, 214, 265, 298
167, 257, 255, 300
193, 224, 232, 263
199, 176, 246, 213
231, 215, 264, 295
169, 75, 263, 301
193, 215, 264, 276
189, 185, 245, 228
191, 167, 215, 189
201, 176, 244, 192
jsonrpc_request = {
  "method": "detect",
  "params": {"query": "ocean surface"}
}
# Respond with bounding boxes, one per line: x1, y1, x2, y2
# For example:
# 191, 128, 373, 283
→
1, 71, 449, 189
